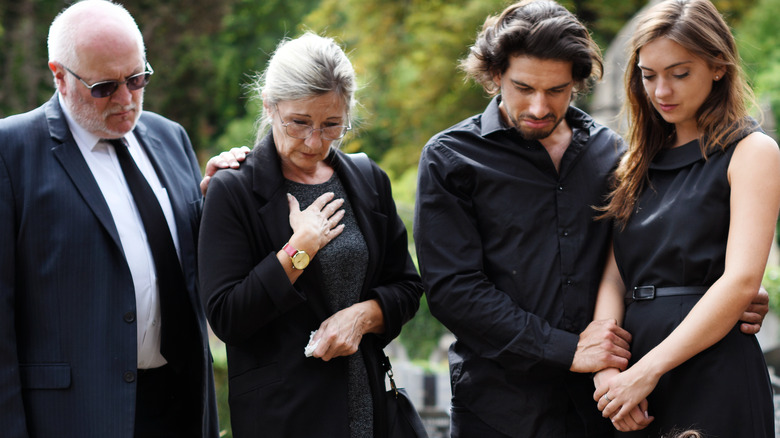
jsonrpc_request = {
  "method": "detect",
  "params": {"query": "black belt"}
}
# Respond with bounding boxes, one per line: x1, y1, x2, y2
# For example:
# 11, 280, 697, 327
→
628, 285, 708, 302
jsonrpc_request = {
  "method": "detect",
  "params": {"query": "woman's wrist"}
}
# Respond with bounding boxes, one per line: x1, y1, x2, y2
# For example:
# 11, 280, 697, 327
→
593, 367, 620, 386
355, 299, 385, 335
631, 354, 665, 387
288, 232, 318, 258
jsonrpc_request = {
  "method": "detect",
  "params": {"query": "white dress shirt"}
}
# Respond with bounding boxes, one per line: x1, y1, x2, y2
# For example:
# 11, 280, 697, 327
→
59, 94, 180, 369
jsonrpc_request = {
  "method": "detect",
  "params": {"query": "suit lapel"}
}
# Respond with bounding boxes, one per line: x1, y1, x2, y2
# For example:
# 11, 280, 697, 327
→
47, 96, 123, 251
132, 121, 190, 227
132, 120, 202, 304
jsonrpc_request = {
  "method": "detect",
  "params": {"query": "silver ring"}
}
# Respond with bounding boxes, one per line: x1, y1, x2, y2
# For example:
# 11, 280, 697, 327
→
604, 394, 612, 402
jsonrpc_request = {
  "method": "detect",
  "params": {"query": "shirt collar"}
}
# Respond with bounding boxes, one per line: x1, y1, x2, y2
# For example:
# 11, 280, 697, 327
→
566, 106, 595, 149
565, 105, 595, 132
480, 95, 508, 137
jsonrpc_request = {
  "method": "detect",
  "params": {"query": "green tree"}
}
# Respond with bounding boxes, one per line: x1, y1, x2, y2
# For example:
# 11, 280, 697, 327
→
304, 0, 504, 179
0, 0, 63, 117
0, 0, 319, 165
736, 0, 780, 133
199, 0, 321, 159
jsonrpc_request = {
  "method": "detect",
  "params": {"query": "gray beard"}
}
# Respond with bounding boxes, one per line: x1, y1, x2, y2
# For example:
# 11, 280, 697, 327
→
65, 85, 143, 138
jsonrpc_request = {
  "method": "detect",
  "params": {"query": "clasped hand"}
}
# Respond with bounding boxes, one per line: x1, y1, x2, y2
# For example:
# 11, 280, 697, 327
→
570, 319, 632, 373
307, 302, 376, 361
593, 367, 655, 431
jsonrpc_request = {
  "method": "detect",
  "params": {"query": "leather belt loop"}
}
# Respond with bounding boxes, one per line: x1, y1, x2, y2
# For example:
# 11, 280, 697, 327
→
628, 285, 708, 303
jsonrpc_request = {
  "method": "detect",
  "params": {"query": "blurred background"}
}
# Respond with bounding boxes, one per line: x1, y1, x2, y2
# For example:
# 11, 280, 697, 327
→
3, 0, 780, 436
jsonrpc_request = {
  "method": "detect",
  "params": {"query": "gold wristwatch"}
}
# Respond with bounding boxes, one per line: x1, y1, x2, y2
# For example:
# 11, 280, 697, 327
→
283, 242, 310, 270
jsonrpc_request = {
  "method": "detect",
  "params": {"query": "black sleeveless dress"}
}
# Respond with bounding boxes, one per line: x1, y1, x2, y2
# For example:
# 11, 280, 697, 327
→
612, 122, 774, 438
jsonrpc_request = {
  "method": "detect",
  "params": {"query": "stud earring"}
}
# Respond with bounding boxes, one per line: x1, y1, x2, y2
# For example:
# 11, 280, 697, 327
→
715, 75, 720, 80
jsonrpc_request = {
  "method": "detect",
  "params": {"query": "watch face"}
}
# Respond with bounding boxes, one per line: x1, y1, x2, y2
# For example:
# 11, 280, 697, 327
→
291, 251, 310, 269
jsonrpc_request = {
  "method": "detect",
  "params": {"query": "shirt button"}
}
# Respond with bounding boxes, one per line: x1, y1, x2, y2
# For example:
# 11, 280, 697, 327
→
566, 280, 573, 285
123, 371, 136, 383
558, 186, 564, 191
123, 312, 136, 323
563, 230, 569, 237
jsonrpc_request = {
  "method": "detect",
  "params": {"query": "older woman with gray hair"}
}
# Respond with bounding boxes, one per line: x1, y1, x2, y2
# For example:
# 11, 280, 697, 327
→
197, 32, 423, 437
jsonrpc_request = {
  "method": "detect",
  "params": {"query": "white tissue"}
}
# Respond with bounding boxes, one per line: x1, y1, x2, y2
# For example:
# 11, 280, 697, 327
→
304, 331, 320, 357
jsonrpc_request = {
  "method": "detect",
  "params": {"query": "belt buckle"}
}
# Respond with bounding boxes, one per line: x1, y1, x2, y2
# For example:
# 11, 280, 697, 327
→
632, 285, 655, 301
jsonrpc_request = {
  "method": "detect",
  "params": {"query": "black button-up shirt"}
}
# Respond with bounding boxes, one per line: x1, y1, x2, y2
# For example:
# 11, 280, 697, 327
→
414, 96, 624, 436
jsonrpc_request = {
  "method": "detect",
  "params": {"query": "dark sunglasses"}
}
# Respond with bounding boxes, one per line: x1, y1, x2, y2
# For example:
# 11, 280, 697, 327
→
62, 62, 154, 98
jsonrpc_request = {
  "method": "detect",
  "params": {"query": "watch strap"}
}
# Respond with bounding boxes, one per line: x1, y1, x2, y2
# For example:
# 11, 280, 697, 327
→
282, 242, 298, 258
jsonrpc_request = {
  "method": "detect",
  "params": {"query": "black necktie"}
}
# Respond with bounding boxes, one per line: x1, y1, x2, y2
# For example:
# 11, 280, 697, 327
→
109, 138, 194, 369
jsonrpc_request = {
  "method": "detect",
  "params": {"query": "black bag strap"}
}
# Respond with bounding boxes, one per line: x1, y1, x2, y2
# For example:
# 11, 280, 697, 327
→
350, 153, 400, 397
382, 353, 400, 397
348, 152, 374, 186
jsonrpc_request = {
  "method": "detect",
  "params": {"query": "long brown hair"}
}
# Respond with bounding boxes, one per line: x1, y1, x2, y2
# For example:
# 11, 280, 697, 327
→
600, 0, 756, 227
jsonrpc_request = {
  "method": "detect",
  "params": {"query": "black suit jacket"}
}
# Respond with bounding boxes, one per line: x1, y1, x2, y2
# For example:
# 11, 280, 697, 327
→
198, 134, 423, 437
0, 95, 219, 437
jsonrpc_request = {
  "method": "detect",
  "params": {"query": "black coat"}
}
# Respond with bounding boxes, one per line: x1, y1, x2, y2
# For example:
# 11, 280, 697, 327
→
198, 134, 423, 437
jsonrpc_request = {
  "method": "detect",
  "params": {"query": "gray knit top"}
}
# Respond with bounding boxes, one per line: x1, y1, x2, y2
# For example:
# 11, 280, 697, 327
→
286, 172, 372, 438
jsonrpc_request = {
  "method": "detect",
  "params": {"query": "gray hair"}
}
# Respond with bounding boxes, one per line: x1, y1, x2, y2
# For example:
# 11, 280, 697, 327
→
252, 32, 357, 144
48, 0, 145, 85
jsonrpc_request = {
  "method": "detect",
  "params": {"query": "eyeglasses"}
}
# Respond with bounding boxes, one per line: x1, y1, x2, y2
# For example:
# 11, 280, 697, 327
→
62, 62, 154, 98
274, 106, 351, 141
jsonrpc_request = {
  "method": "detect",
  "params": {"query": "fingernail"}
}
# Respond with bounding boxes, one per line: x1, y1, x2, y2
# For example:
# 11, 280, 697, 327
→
644, 411, 649, 419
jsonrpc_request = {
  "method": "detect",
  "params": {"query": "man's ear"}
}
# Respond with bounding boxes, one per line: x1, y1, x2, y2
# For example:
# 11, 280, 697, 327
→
49, 61, 67, 94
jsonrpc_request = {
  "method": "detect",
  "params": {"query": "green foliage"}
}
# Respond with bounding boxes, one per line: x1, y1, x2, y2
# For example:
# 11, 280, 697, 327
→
736, 0, 780, 135
712, 0, 760, 26
397, 294, 449, 362
383, 165, 448, 361
304, 0, 507, 177
764, 265, 780, 315
564, 0, 646, 48
134, 0, 322, 163
211, 341, 232, 438
0, 0, 63, 117
389, 167, 418, 229
0, 0, 319, 164
213, 103, 261, 154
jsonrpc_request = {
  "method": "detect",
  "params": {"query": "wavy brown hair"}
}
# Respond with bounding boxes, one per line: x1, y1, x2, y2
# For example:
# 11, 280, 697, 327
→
459, 0, 603, 96
600, 0, 756, 227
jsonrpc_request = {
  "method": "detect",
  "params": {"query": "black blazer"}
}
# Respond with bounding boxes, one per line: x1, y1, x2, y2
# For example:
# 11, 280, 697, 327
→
0, 95, 219, 437
198, 134, 423, 437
